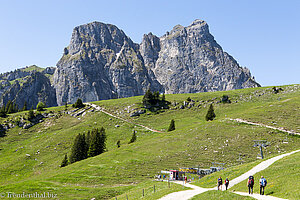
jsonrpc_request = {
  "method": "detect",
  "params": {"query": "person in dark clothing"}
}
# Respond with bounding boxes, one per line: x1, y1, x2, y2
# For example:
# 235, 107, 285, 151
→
259, 176, 267, 195
247, 176, 254, 194
224, 178, 229, 190
217, 176, 223, 190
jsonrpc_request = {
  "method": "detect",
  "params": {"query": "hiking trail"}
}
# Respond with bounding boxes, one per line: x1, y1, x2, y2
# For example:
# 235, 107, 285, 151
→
159, 149, 300, 200
86, 103, 163, 133
229, 118, 300, 136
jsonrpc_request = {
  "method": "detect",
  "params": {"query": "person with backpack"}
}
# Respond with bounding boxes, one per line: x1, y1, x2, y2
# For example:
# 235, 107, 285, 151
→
247, 176, 254, 194
224, 177, 229, 190
217, 176, 223, 190
259, 176, 267, 195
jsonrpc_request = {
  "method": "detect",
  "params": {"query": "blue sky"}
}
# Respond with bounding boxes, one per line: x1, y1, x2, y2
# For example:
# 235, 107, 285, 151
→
0, 0, 299, 86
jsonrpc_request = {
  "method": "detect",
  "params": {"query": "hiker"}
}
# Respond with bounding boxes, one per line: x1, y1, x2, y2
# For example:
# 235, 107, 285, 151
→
224, 177, 229, 190
247, 176, 254, 194
185, 176, 187, 184
217, 176, 223, 190
259, 176, 267, 195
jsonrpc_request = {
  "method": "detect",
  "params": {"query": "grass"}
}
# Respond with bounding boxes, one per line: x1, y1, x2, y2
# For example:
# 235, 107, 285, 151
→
0, 84, 299, 199
191, 190, 255, 200
192, 160, 262, 188
111, 180, 190, 200
21, 65, 45, 72
231, 151, 300, 200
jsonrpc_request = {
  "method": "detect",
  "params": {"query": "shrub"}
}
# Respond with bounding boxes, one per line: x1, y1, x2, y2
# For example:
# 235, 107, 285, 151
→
69, 133, 88, 163
128, 131, 137, 144
0, 124, 6, 137
36, 102, 46, 111
88, 128, 106, 157
221, 95, 231, 103
205, 104, 216, 121
73, 98, 85, 108
168, 119, 175, 132
60, 154, 69, 167
116, 140, 121, 148
28, 109, 35, 120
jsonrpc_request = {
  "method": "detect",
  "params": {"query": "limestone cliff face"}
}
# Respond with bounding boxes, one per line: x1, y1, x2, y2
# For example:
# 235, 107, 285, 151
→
141, 20, 260, 94
0, 68, 57, 109
1, 20, 260, 107
53, 22, 163, 105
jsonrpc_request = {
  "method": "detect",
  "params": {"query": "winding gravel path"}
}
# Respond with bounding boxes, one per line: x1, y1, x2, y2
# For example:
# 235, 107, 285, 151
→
86, 103, 163, 133
158, 149, 300, 200
229, 118, 300, 136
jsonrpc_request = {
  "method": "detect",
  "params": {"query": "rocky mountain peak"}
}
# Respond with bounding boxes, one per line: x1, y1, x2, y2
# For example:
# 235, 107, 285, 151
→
1, 19, 260, 107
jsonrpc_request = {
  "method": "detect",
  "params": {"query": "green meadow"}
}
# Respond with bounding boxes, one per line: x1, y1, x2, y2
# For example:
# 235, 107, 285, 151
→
0, 84, 299, 199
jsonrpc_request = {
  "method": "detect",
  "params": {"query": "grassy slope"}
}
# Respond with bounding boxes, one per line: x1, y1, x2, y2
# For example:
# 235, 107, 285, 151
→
192, 159, 262, 188
0, 85, 299, 199
231, 151, 300, 200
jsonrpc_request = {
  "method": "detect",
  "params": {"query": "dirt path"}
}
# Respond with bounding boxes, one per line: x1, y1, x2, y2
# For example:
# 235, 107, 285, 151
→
86, 103, 163, 133
229, 118, 300, 136
158, 149, 300, 200
234, 192, 287, 200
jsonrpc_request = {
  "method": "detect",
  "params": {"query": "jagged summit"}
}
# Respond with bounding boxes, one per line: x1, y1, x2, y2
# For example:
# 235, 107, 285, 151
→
1, 20, 260, 107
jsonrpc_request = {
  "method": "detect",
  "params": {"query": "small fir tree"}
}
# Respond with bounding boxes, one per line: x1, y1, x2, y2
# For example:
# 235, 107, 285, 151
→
64, 102, 68, 111
36, 102, 46, 111
73, 98, 85, 108
116, 140, 121, 148
60, 154, 69, 167
162, 93, 166, 102
87, 128, 106, 157
128, 131, 137, 144
22, 101, 28, 111
205, 104, 216, 121
0, 124, 6, 137
69, 133, 88, 163
28, 108, 35, 120
167, 119, 175, 132
0, 106, 6, 118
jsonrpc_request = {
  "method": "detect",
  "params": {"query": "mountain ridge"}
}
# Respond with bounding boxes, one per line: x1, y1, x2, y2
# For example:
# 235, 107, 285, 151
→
0, 19, 260, 108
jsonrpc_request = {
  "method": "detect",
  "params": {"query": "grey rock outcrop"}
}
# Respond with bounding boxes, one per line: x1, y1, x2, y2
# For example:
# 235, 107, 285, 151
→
0, 71, 57, 109
1, 20, 260, 107
53, 22, 163, 105
141, 20, 260, 94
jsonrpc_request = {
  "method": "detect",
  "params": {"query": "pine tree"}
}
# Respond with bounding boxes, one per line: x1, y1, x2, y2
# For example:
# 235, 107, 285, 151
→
0, 105, 6, 118
99, 127, 107, 153
22, 101, 28, 111
37, 102, 46, 111
69, 133, 88, 163
86, 131, 91, 147
205, 104, 216, 121
88, 129, 101, 157
73, 98, 85, 108
142, 89, 153, 107
28, 108, 35, 120
60, 154, 69, 167
88, 128, 106, 157
7, 102, 14, 114
64, 102, 68, 111
5, 100, 11, 113
0, 124, 6, 137
128, 131, 137, 144
116, 140, 121, 148
162, 93, 166, 102
167, 119, 175, 132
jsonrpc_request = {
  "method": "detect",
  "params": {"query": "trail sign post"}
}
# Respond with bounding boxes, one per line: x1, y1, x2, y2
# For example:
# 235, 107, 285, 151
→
253, 140, 268, 159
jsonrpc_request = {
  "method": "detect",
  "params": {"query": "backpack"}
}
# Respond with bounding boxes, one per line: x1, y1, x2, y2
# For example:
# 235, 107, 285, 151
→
261, 178, 267, 186
225, 178, 229, 184
248, 177, 254, 186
